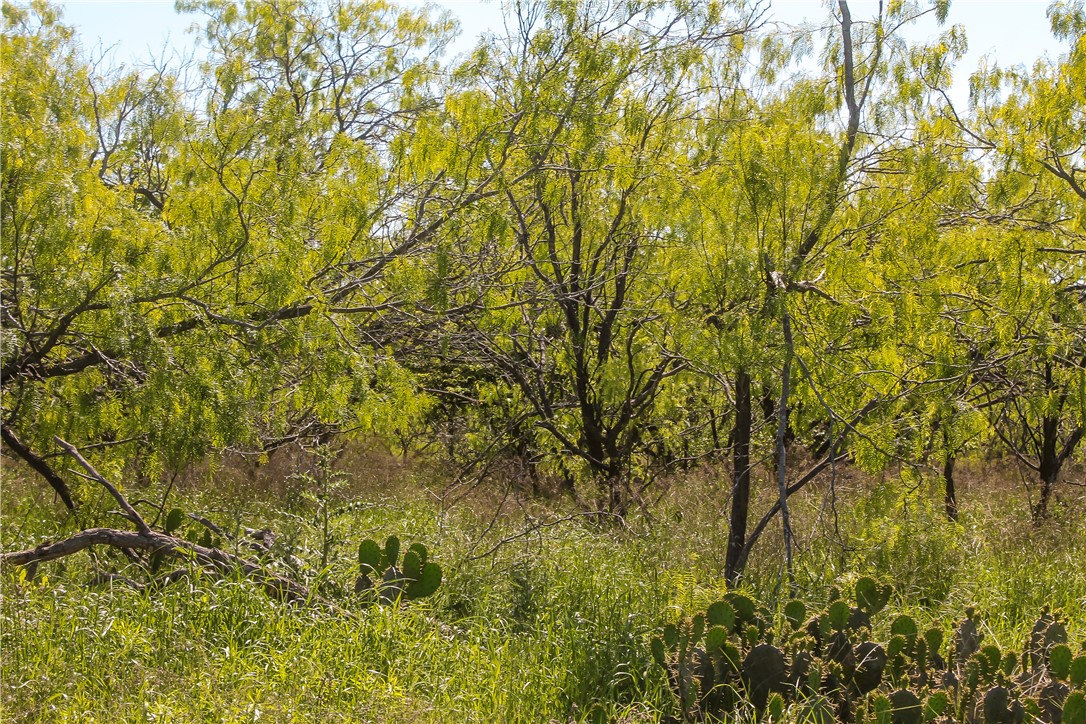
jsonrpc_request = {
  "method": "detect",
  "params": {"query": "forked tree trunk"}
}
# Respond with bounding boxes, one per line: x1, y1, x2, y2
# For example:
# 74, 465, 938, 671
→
1031, 417, 1083, 525
722, 0, 871, 585
1029, 361, 1083, 524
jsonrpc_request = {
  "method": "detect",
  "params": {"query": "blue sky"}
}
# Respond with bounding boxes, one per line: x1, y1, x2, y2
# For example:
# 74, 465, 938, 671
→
57, 0, 1060, 109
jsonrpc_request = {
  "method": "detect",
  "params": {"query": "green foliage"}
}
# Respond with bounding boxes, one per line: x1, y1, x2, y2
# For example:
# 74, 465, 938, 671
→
4, 0, 1084, 573
354, 535, 441, 604
164, 508, 185, 535
2, 0, 448, 496
3, 0, 1086, 718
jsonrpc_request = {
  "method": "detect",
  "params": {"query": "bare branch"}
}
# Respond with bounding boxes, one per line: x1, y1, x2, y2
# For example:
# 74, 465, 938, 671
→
53, 436, 151, 535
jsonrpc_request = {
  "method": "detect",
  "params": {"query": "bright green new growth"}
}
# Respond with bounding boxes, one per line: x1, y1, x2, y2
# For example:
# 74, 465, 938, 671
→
2, 0, 1086, 719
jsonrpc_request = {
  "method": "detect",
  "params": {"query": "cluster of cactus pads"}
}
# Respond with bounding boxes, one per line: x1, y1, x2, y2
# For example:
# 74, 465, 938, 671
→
651, 579, 1085, 723
354, 535, 441, 604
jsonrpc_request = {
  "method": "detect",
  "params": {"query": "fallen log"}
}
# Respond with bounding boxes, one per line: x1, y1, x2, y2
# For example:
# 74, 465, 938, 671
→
1, 526, 315, 604
1, 437, 328, 608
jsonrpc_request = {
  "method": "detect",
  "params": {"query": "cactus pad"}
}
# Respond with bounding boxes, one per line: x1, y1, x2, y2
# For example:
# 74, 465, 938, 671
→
1063, 692, 1086, 724
855, 577, 892, 615
358, 539, 382, 572
707, 600, 736, 631
887, 688, 922, 724
784, 600, 806, 630
890, 614, 918, 640
852, 641, 886, 694
382, 535, 400, 569
741, 643, 786, 710
405, 561, 441, 599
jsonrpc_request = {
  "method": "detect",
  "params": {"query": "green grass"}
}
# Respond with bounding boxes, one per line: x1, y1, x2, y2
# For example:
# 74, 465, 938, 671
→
2, 461, 1084, 722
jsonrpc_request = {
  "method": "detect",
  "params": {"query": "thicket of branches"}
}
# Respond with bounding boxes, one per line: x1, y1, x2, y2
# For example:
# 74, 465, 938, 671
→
2, 0, 1084, 582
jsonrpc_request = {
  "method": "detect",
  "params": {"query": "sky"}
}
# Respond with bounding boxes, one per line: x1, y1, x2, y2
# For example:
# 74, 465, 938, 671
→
55, 0, 1063, 110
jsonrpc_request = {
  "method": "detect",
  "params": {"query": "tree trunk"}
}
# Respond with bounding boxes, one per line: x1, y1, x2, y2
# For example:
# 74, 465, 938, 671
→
943, 454, 958, 522
725, 369, 752, 585
1034, 409, 1061, 524
775, 313, 795, 588
709, 408, 721, 452
608, 473, 626, 517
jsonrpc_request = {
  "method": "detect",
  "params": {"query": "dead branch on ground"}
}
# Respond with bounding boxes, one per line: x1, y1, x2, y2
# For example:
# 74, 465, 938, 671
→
1, 437, 330, 608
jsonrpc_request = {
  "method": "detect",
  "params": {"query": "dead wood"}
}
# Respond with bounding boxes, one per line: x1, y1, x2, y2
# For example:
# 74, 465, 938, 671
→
1, 426, 76, 509
54, 436, 150, 535
1, 526, 315, 604
2, 439, 334, 609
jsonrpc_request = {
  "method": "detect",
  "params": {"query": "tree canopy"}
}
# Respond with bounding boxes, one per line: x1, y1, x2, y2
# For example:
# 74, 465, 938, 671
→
2, 0, 1083, 579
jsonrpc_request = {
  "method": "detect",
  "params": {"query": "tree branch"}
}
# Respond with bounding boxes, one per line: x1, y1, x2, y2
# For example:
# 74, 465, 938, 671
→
54, 436, 150, 535
1, 426, 75, 509
0, 527, 316, 605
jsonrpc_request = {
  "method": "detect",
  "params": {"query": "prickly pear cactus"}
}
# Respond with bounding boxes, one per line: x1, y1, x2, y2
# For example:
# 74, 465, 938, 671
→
742, 643, 787, 709
855, 577, 892, 616
887, 688, 922, 724
954, 608, 981, 664
354, 535, 442, 604
649, 592, 1082, 724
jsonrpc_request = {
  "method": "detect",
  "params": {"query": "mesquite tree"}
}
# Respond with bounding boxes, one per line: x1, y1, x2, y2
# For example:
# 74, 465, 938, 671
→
1, 0, 493, 503
685, 0, 961, 583
427, 0, 763, 514
942, 0, 1086, 522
